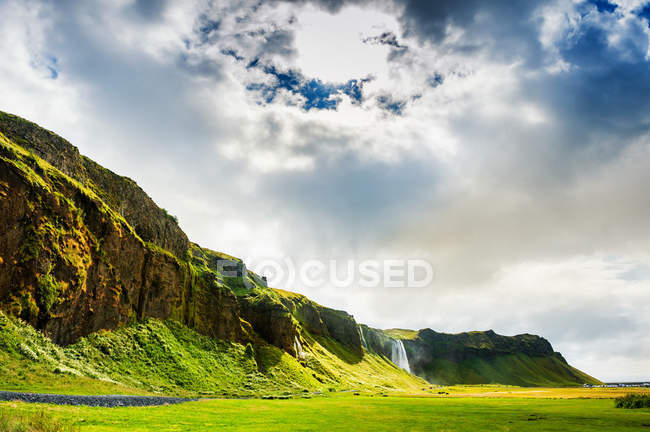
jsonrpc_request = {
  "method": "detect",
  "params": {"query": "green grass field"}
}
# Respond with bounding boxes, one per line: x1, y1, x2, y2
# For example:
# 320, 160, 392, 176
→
1, 393, 650, 432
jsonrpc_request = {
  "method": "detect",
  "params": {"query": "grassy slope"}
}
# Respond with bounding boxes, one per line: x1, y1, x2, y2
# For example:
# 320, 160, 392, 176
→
417, 353, 599, 387
0, 312, 426, 397
2, 395, 650, 432
302, 334, 426, 393
383, 329, 419, 340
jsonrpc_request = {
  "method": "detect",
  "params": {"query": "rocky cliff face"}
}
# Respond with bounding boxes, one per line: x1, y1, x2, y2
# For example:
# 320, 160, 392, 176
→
359, 325, 394, 358
276, 290, 363, 358
0, 112, 189, 259
410, 328, 555, 360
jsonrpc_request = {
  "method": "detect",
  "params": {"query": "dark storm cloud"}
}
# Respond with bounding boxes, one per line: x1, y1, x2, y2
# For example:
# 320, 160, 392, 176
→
363, 0, 650, 166
398, 0, 546, 44
282, 0, 550, 64
279, 0, 369, 13
259, 29, 297, 57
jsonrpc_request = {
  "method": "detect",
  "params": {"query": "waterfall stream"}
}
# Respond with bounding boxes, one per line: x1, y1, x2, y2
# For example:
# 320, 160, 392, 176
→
294, 336, 305, 359
359, 325, 368, 349
391, 339, 411, 373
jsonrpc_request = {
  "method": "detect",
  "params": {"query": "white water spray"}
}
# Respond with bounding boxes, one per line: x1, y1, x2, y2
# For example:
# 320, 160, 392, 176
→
359, 325, 367, 349
294, 336, 305, 359
391, 339, 411, 373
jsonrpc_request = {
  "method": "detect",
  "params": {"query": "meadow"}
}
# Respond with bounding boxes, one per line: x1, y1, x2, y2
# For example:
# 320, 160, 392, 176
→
1, 387, 650, 432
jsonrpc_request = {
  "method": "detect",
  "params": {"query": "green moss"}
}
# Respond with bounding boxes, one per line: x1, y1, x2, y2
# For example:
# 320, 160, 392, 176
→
19, 225, 41, 263
383, 329, 418, 340
144, 241, 180, 264
36, 271, 60, 314
0, 131, 142, 246
6, 291, 39, 322
187, 243, 266, 297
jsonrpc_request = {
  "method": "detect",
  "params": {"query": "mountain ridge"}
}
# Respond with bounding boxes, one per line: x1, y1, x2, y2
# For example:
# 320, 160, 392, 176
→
0, 110, 600, 390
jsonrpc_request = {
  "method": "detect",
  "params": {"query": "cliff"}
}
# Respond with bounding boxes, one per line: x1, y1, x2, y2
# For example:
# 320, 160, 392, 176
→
0, 111, 253, 345
0, 110, 599, 389
362, 327, 600, 386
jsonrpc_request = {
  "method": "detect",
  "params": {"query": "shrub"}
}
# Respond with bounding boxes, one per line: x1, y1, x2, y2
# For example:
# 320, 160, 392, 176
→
161, 208, 178, 224
614, 393, 650, 409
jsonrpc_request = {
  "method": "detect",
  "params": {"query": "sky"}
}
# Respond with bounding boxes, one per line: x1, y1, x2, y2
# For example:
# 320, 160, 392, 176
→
1, 0, 649, 382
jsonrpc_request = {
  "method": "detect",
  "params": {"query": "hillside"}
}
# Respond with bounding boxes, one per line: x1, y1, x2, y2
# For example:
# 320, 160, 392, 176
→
363, 327, 599, 386
0, 311, 424, 396
0, 110, 600, 392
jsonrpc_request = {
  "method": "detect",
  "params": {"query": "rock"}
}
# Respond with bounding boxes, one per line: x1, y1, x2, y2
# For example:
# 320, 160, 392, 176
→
0, 111, 189, 259
277, 291, 363, 358
239, 292, 297, 353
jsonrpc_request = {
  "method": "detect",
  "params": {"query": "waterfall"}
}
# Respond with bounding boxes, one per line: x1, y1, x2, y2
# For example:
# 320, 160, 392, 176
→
391, 339, 411, 373
294, 336, 305, 360
359, 325, 368, 349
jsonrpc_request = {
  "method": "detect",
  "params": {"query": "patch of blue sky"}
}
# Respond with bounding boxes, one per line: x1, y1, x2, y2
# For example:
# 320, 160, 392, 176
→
587, 0, 617, 13
247, 63, 368, 111
197, 16, 220, 43
45, 56, 58, 79
377, 95, 406, 115
428, 73, 444, 88
636, 3, 650, 25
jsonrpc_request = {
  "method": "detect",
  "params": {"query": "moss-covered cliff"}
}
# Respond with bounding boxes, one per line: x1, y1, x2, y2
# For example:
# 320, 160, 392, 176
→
0, 112, 189, 258
0, 122, 244, 344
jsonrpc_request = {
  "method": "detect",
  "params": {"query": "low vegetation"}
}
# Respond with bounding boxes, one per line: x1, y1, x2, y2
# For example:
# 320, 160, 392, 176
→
0, 311, 425, 397
615, 393, 650, 409
0, 408, 78, 432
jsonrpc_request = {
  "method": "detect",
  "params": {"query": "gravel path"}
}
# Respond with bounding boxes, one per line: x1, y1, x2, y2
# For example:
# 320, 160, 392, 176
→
0, 391, 196, 407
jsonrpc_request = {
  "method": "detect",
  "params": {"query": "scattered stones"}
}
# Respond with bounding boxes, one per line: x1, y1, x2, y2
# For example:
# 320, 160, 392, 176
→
0, 391, 196, 407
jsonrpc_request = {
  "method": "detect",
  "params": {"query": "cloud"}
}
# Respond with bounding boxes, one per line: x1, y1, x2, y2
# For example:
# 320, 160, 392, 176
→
363, 31, 407, 49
